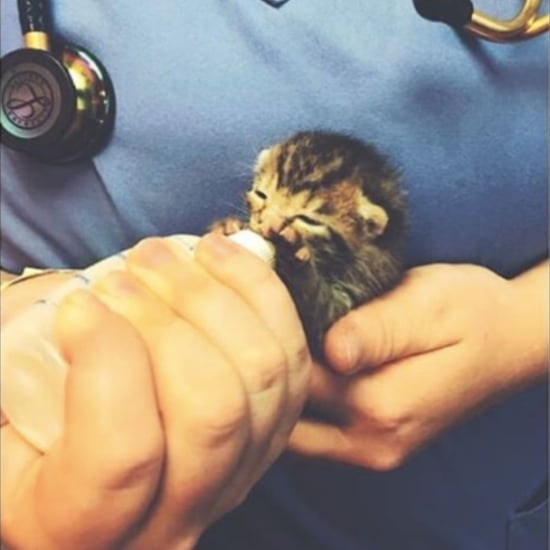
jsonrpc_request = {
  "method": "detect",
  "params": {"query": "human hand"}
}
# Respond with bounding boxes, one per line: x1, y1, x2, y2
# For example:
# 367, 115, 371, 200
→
1, 233, 311, 549
288, 262, 548, 471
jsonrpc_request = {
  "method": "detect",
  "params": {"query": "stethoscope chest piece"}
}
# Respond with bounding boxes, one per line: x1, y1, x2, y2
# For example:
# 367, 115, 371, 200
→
1, 43, 115, 164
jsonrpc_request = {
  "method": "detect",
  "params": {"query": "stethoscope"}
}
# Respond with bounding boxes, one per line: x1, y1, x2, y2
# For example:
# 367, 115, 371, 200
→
1, 0, 548, 165
414, 0, 549, 41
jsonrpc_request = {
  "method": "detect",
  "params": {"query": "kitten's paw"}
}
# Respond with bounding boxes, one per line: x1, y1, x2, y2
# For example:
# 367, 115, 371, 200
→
294, 246, 311, 263
278, 226, 310, 262
209, 217, 247, 236
279, 226, 300, 245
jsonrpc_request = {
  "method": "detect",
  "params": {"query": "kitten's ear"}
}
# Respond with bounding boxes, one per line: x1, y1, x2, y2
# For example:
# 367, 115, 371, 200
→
358, 197, 389, 237
255, 148, 272, 171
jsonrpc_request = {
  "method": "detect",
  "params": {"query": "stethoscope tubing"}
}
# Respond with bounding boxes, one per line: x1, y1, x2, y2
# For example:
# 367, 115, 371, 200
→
467, 0, 549, 42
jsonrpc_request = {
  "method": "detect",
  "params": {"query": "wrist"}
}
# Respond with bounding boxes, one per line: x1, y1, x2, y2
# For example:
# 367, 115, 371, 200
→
505, 260, 549, 387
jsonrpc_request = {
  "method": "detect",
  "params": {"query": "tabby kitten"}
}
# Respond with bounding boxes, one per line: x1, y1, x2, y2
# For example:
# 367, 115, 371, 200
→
213, 130, 407, 359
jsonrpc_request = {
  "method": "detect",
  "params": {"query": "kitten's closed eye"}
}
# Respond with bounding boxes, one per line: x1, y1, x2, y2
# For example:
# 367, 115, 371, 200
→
254, 189, 268, 200
295, 215, 322, 226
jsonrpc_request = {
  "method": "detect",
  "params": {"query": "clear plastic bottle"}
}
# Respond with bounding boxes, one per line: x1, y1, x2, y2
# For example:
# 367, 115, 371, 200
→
1, 230, 274, 452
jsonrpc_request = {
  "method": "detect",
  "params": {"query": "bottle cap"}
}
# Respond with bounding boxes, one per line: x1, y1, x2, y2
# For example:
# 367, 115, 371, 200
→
228, 229, 275, 266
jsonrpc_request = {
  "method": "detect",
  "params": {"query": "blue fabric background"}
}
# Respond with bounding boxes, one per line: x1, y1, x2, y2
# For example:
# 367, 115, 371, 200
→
1, 1, 547, 275
1, 1, 547, 549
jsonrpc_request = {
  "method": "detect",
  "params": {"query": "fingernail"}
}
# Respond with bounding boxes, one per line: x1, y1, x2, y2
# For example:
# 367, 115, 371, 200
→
55, 290, 108, 364
131, 238, 179, 268
65, 288, 99, 309
327, 328, 361, 375
200, 232, 240, 259
58, 289, 103, 330
342, 337, 361, 374
94, 271, 140, 297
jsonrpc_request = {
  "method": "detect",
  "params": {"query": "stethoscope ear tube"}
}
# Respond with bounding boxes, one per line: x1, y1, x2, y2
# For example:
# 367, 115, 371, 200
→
18, 0, 50, 34
414, 0, 549, 42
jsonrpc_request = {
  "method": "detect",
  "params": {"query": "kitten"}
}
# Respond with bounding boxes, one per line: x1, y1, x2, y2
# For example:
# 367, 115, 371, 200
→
212, 130, 407, 359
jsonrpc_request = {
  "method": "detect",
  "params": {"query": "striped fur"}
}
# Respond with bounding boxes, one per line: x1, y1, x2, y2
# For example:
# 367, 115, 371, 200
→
216, 131, 407, 358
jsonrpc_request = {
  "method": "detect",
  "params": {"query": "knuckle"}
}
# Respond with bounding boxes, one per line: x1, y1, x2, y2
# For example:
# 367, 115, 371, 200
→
286, 342, 312, 405
237, 343, 288, 394
366, 444, 408, 472
98, 432, 165, 488
185, 382, 249, 439
360, 391, 406, 434
295, 338, 312, 365
372, 406, 403, 434
354, 397, 412, 472
288, 337, 312, 374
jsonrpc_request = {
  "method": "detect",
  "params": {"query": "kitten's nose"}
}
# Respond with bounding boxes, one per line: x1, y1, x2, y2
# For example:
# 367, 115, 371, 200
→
260, 212, 287, 237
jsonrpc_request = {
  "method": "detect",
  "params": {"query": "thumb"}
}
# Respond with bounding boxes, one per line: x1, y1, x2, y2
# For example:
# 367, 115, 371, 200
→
54, 289, 163, 470
323, 272, 455, 373
32, 290, 164, 545
55, 291, 162, 474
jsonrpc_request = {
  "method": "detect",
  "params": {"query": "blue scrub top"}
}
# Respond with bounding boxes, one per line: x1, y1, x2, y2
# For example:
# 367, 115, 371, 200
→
1, 1, 548, 549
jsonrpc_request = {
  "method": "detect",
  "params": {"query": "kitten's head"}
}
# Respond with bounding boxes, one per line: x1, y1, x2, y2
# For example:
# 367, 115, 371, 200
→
246, 131, 405, 252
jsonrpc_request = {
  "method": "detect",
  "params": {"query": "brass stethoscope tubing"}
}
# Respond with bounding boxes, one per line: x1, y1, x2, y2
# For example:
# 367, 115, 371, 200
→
467, 0, 549, 42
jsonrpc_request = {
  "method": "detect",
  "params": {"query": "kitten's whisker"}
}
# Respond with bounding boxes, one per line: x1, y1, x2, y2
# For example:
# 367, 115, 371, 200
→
235, 160, 254, 172
217, 198, 249, 218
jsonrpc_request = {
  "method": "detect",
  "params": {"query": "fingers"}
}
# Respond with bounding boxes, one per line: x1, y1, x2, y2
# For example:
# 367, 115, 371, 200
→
194, 233, 311, 424
290, 345, 475, 471
93, 269, 250, 464
1, 235, 310, 549
194, 233, 312, 490
9, 291, 164, 548
324, 266, 461, 373
93, 268, 253, 539
288, 418, 412, 472
125, 238, 289, 442
301, 362, 350, 421
288, 420, 354, 463
103, 235, 309, 527
292, 264, 535, 472
195, 233, 304, 365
